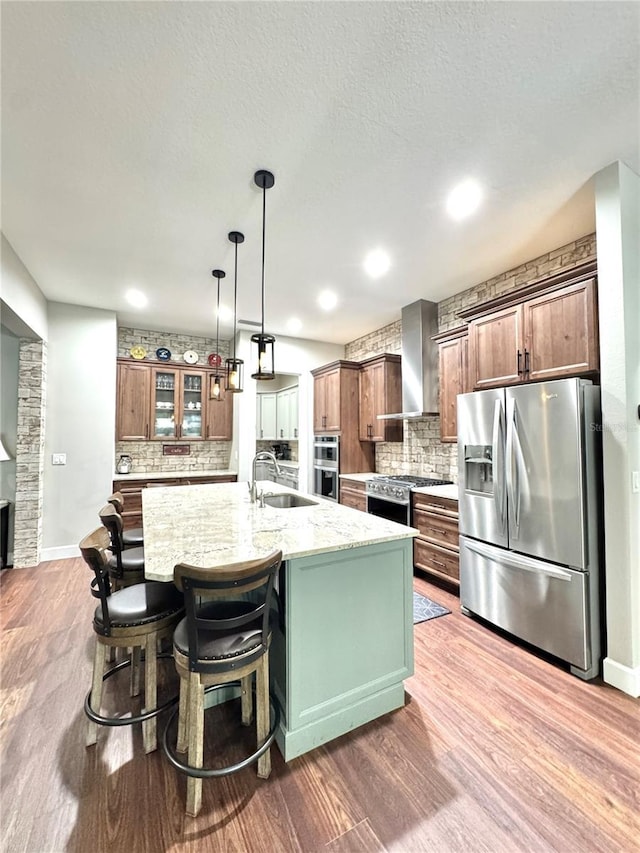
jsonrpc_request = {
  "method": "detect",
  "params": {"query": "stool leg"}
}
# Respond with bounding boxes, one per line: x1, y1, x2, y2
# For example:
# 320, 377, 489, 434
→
130, 646, 141, 697
87, 640, 107, 747
142, 632, 158, 754
176, 676, 189, 753
186, 671, 204, 817
240, 674, 252, 726
256, 654, 271, 779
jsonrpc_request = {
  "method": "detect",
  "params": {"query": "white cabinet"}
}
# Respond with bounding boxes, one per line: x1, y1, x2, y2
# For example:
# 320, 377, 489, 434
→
258, 386, 298, 441
276, 386, 299, 440
257, 393, 277, 440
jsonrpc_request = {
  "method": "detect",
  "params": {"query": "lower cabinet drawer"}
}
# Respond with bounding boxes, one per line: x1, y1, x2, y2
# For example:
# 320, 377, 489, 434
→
340, 488, 366, 512
414, 537, 460, 584
413, 507, 459, 549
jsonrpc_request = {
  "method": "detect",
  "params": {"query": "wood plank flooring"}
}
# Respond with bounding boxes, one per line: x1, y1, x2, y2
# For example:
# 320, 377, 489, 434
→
1, 559, 638, 853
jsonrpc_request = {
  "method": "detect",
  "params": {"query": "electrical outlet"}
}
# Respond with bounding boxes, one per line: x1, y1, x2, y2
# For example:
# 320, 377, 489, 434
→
52, 453, 66, 465
633, 471, 640, 494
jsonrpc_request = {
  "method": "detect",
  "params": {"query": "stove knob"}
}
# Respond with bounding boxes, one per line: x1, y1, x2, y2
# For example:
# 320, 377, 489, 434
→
395, 487, 403, 498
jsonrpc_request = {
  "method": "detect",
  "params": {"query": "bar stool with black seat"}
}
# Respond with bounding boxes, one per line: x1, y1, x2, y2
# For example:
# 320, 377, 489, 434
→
79, 526, 184, 753
162, 549, 282, 817
99, 503, 145, 589
107, 491, 144, 548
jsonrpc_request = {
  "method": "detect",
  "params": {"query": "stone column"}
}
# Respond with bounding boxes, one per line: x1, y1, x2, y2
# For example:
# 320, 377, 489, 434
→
13, 340, 47, 568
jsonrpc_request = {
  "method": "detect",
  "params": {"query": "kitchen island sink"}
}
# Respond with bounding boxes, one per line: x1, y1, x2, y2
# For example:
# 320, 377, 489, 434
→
262, 493, 317, 509
142, 481, 417, 761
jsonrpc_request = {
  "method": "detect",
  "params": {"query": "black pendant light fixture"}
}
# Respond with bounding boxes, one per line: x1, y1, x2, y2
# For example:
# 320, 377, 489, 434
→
251, 169, 276, 380
209, 268, 226, 401
225, 231, 245, 393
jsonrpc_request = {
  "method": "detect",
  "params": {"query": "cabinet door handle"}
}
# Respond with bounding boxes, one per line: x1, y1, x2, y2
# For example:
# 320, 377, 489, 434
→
280, 429, 283, 438
294, 428, 298, 438
145, 424, 149, 439
517, 350, 523, 376
524, 349, 530, 375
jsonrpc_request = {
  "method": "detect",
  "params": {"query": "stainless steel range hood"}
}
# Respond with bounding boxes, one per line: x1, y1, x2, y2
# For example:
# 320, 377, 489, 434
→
378, 299, 439, 419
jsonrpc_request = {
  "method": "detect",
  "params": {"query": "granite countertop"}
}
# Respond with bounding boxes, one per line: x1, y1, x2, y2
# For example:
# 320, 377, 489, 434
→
338, 473, 375, 482
142, 481, 417, 582
412, 484, 459, 500
114, 469, 237, 481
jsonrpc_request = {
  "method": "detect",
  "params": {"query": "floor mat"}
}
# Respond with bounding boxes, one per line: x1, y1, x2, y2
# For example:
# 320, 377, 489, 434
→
413, 592, 451, 624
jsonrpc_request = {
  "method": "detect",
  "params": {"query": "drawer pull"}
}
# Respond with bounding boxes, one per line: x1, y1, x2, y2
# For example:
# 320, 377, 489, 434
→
430, 527, 447, 536
431, 559, 447, 568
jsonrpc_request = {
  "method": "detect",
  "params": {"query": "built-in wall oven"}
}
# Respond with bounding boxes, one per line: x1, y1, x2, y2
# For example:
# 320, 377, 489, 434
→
313, 436, 339, 502
366, 476, 453, 525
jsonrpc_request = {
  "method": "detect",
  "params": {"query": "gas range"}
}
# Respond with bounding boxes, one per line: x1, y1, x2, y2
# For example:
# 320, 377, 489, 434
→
366, 475, 453, 505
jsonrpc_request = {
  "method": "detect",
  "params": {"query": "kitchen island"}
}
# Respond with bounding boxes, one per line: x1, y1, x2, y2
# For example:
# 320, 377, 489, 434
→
142, 481, 417, 761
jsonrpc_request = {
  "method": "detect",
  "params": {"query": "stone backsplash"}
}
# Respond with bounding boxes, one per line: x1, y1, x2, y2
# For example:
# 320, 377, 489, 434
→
345, 233, 597, 483
118, 327, 231, 364
114, 440, 232, 475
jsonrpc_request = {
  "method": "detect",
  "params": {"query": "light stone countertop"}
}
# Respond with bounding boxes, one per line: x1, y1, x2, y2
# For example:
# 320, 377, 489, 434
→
142, 481, 417, 582
338, 473, 375, 482
113, 469, 237, 481
412, 484, 459, 500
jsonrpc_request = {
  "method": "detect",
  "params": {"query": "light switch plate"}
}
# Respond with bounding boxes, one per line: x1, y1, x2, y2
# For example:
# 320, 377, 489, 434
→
52, 453, 66, 465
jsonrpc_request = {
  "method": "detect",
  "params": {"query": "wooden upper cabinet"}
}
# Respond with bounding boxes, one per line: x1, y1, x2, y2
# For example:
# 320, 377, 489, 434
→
523, 279, 599, 382
358, 354, 402, 442
311, 360, 362, 434
461, 262, 599, 391
205, 374, 234, 440
469, 304, 523, 389
312, 363, 344, 432
116, 361, 151, 440
116, 358, 233, 442
433, 326, 469, 442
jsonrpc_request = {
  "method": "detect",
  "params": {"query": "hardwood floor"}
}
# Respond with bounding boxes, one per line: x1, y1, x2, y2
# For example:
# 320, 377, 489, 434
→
1, 559, 638, 852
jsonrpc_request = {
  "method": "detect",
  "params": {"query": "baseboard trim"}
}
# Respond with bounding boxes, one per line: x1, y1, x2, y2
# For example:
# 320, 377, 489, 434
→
40, 544, 80, 562
603, 656, 640, 698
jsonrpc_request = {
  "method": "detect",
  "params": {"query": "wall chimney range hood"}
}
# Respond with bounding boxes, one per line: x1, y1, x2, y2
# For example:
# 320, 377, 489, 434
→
378, 299, 439, 419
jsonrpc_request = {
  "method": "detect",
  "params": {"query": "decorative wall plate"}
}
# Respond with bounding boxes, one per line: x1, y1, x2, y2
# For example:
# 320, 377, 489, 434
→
129, 345, 147, 360
156, 347, 171, 361
207, 352, 222, 367
183, 350, 199, 365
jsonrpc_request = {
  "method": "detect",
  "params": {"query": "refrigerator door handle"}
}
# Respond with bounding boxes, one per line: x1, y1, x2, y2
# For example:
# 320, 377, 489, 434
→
506, 398, 522, 538
492, 399, 506, 533
463, 538, 573, 582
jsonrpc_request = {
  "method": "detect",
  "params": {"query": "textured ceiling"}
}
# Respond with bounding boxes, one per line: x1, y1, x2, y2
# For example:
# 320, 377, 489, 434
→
1, 1, 638, 344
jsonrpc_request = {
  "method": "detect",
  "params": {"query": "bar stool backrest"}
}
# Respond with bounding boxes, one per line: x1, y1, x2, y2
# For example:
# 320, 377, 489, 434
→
79, 526, 114, 633
98, 504, 125, 571
173, 549, 282, 675
107, 492, 124, 514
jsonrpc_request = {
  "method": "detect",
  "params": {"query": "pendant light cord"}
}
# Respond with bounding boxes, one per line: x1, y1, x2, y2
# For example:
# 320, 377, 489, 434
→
233, 240, 238, 361
261, 182, 266, 336
215, 278, 220, 358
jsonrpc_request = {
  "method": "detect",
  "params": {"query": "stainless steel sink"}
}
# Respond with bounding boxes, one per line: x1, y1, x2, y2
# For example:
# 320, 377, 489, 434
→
262, 493, 318, 509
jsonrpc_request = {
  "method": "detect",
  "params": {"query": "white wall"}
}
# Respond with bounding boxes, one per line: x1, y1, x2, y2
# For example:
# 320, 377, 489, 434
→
232, 330, 344, 489
41, 302, 117, 559
1, 234, 48, 341
595, 161, 640, 698
1, 326, 19, 563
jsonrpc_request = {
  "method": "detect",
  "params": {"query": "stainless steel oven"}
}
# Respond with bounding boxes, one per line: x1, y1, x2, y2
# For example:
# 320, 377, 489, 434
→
366, 476, 453, 525
313, 436, 339, 502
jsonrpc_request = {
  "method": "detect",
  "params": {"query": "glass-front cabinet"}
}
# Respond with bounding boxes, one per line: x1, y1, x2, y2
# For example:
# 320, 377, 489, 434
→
151, 367, 206, 440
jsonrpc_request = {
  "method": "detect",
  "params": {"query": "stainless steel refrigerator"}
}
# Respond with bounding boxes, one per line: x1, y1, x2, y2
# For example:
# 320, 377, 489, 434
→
457, 377, 602, 680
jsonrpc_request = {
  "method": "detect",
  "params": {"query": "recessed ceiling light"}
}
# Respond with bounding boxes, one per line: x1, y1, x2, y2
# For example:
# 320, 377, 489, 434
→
318, 290, 338, 311
446, 179, 483, 220
125, 289, 147, 308
287, 318, 302, 334
363, 249, 391, 279
217, 305, 233, 322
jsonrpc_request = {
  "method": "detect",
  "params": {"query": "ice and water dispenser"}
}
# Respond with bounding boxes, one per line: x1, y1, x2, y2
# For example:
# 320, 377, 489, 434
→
463, 445, 494, 494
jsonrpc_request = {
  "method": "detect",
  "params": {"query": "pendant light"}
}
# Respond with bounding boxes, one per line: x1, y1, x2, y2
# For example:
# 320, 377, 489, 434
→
225, 231, 245, 393
251, 169, 276, 380
209, 268, 226, 401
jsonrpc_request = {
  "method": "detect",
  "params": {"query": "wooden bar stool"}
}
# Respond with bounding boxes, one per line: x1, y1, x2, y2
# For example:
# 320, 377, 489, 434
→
99, 504, 145, 589
162, 549, 282, 816
107, 491, 144, 548
79, 527, 184, 753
